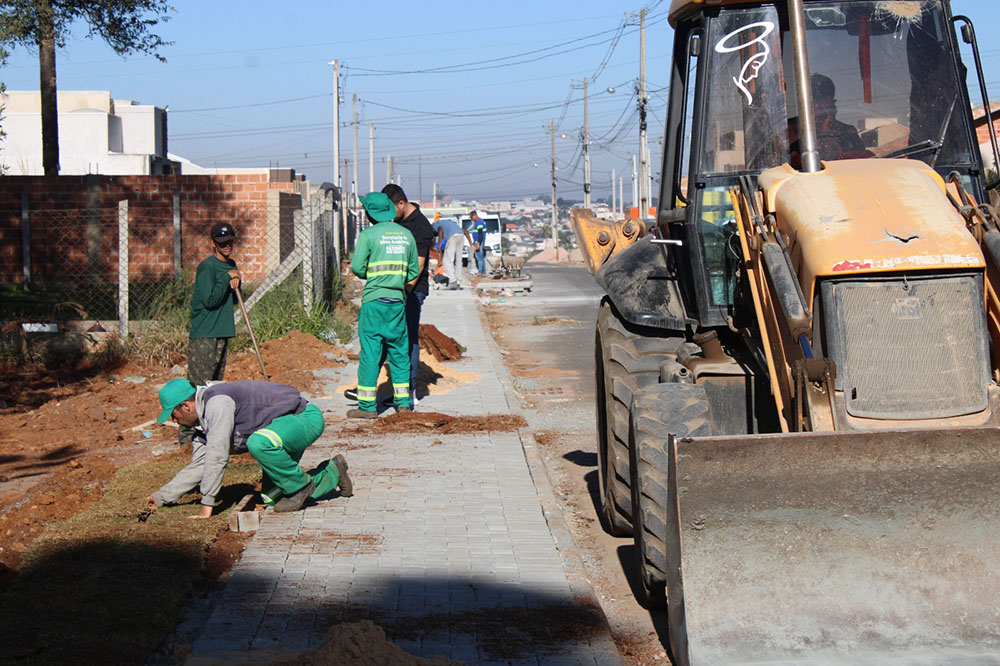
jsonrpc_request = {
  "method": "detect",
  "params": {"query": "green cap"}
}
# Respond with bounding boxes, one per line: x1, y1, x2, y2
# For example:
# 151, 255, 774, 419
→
359, 192, 397, 223
157, 378, 196, 424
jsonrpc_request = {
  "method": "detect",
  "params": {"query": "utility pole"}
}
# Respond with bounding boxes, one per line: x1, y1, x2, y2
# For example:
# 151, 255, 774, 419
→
433, 182, 438, 211
550, 120, 558, 259
352, 94, 359, 214
369, 122, 374, 194
330, 60, 340, 186
631, 155, 638, 216
619, 175, 624, 218
386, 155, 391, 186
583, 76, 591, 209
329, 59, 342, 266
343, 158, 352, 251
638, 7, 650, 219
611, 168, 616, 218
418, 157, 423, 202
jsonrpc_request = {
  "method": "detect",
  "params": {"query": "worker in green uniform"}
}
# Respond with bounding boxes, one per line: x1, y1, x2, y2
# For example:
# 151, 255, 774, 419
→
347, 192, 420, 419
181, 222, 241, 446
148, 378, 353, 517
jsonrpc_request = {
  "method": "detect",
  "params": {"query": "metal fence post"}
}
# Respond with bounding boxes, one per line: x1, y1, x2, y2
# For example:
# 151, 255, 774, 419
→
20, 187, 30, 289
118, 199, 129, 341
332, 191, 341, 274
295, 206, 313, 310
172, 191, 182, 275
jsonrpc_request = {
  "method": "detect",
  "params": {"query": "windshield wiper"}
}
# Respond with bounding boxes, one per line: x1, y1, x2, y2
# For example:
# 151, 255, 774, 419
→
877, 96, 957, 164
877, 139, 943, 160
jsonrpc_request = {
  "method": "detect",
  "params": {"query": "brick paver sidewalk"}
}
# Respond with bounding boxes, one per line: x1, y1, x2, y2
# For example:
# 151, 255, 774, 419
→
185, 286, 621, 665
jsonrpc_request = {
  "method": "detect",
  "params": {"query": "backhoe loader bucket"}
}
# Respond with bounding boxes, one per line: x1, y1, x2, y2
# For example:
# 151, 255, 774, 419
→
664, 427, 1000, 666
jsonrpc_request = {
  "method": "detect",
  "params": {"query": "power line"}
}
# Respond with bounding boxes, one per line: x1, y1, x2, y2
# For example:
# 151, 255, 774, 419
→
171, 93, 331, 114
344, 16, 667, 77
360, 98, 570, 119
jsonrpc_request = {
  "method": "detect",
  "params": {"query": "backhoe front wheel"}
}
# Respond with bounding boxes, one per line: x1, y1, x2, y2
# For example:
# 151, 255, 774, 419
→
629, 382, 712, 608
596, 300, 680, 536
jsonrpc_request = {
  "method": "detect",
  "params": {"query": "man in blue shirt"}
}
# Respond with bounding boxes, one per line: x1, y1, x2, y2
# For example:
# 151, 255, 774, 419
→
469, 210, 487, 275
433, 214, 474, 289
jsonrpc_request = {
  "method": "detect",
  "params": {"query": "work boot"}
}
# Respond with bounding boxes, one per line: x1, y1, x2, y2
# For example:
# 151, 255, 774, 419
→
343, 387, 358, 401
333, 454, 353, 497
396, 405, 413, 413
346, 407, 376, 419
272, 479, 315, 513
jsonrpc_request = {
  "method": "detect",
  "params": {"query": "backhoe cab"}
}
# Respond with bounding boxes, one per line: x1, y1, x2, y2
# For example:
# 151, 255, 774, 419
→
576, 0, 1000, 663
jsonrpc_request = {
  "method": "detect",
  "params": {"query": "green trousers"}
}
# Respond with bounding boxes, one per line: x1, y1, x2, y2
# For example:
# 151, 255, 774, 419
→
357, 299, 411, 411
246, 404, 340, 505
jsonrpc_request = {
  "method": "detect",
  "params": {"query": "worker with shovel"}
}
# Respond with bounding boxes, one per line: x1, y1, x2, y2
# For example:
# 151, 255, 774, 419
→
179, 222, 241, 448
147, 378, 353, 517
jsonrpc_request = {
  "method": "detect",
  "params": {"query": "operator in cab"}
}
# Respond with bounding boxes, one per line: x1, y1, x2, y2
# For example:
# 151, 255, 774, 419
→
789, 73, 870, 167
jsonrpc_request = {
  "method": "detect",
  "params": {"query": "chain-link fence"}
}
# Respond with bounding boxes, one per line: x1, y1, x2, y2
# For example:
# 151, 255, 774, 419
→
0, 185, 348, 343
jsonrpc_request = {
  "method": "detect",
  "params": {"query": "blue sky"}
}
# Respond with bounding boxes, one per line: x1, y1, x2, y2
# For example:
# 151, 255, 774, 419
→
1, 0, 998, 203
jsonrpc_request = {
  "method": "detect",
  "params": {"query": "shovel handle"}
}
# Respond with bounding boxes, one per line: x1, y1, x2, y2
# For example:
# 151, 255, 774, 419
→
235, 287, 268, 381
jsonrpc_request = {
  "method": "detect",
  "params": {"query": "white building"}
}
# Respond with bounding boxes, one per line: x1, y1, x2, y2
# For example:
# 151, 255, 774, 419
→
0, 90, 178, 175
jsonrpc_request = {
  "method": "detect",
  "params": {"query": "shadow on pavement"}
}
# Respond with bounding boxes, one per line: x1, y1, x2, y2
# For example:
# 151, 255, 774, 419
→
1, 537, 613, 665
181, 571, 611, 664
562, 449, 597, 467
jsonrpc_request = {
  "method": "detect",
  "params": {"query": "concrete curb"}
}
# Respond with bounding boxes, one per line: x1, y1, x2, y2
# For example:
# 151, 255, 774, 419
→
478, 301, 624, 665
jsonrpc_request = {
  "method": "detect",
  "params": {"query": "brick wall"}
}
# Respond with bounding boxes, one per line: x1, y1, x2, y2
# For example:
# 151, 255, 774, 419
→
0, 174, 303, 284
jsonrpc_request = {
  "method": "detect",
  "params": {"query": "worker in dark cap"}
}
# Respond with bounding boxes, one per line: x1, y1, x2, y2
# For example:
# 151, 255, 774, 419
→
179, 222, 242, 447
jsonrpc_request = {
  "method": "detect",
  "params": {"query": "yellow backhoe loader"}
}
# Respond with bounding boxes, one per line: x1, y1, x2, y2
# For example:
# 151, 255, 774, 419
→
573, 0, 1000, 663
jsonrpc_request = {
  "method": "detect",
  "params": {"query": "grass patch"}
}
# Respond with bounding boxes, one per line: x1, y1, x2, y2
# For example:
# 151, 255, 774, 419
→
0, 455, 260, 665
127, 269, 194, 367
3, 268, 353, 370
233, 269, 349, 350
130, 268, 352, 365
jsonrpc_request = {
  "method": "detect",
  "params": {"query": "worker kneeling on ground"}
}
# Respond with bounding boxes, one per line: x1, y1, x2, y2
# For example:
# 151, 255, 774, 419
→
147, 378, 353, 518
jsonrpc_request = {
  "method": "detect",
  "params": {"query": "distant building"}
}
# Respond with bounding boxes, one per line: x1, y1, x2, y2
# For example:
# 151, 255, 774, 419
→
1, 90, 179, 175
972, 102, 1000, 173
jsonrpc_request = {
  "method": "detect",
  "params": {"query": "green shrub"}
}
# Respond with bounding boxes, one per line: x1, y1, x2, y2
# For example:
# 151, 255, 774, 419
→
128, 271, 192, 367
233, 272, 348, 351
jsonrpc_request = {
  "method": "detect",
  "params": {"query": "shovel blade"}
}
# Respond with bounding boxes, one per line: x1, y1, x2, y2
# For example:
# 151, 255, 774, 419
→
666, 427, 1000, 666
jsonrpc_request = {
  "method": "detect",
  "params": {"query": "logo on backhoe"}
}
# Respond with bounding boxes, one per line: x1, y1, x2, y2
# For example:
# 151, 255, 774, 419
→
715, 21, 776, 105
832, 259, 873, 272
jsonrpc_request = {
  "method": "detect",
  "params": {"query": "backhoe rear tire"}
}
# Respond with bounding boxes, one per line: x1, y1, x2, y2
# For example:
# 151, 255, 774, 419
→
630, 382, 712, 608
596, 300, 681, 536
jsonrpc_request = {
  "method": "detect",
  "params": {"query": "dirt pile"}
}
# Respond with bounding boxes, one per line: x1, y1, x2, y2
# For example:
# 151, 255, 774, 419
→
227, 329, 348, 389
0, 329, 341, 576
344, 411, 527, 435
418, 324, 465, 361
270, 620, 462, 666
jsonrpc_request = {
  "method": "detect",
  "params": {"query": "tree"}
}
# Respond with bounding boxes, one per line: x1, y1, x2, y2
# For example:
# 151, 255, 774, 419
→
556, 197, 575, 220
0, 48, 7, 174
559, 227, 576, 250
0, 1, 173, 176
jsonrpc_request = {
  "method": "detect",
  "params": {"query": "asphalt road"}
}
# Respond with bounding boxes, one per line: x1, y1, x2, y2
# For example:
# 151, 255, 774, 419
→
482, 262, 671, 665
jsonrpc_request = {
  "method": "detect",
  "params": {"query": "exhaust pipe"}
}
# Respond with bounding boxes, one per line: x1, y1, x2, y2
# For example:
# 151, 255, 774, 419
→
789, 0, 821, 173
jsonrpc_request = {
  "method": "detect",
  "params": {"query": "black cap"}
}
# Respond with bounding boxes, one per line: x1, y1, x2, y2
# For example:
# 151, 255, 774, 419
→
211, 223, 235, 242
